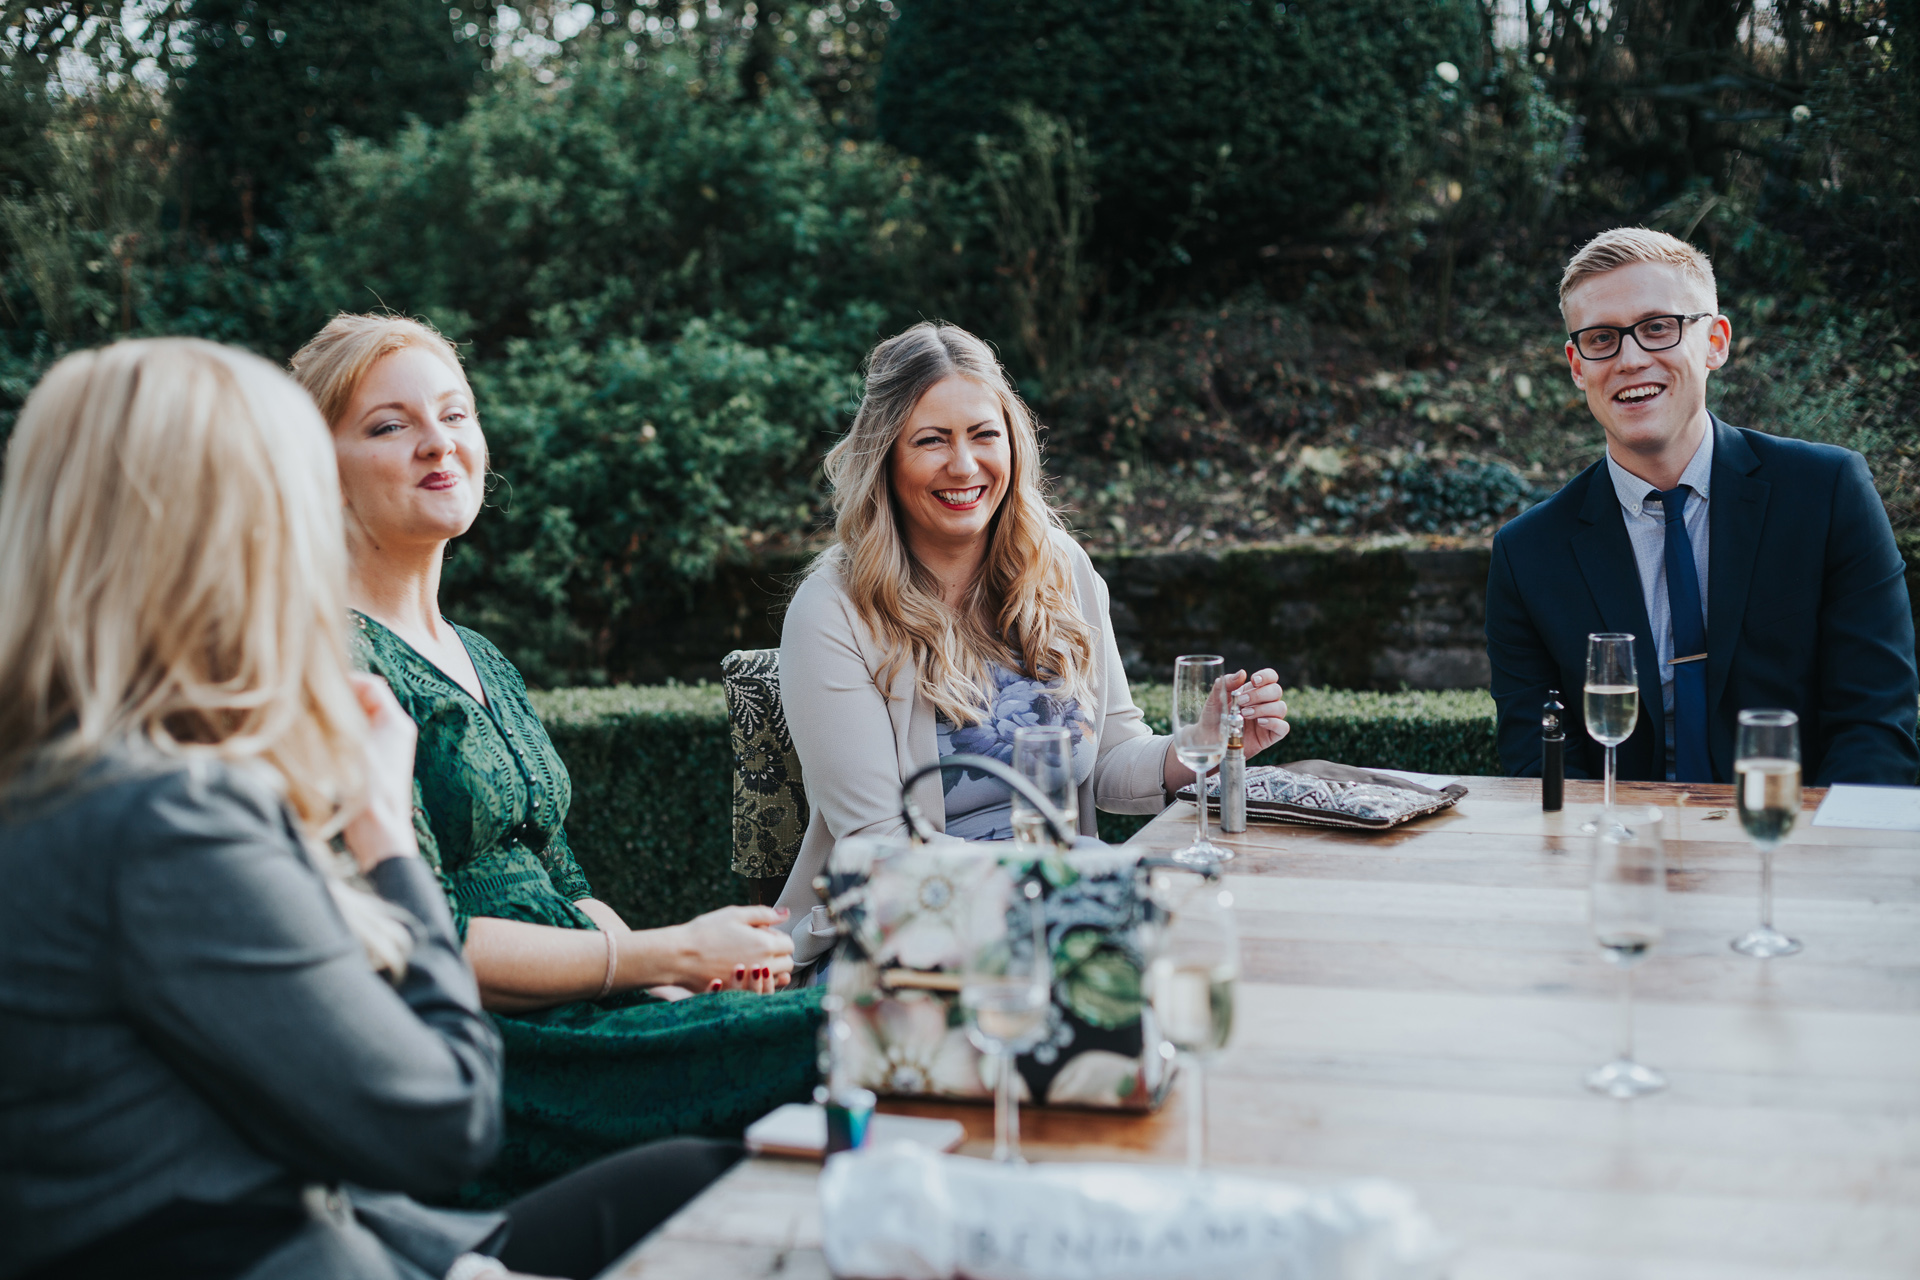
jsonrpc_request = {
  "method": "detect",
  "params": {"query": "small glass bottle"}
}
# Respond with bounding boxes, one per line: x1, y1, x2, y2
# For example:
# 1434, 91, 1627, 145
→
1220, 707, 1247, 833
1542, 690, 1565, 813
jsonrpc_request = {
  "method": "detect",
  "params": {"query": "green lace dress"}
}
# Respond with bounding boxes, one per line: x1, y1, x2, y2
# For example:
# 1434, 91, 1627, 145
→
352, 614, 823, 1204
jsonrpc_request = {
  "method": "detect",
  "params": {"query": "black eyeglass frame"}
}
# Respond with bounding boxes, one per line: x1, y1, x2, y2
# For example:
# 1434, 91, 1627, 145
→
1567, 312, 1713, 360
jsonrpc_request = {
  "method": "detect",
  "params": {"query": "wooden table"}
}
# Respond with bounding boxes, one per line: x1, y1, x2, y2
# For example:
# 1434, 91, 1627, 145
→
607, 778, 1920, 1278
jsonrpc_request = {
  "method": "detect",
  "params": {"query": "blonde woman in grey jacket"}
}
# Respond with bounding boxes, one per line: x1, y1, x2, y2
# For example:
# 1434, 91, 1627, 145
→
0, 340, 739, 1280
776, 323, 1292, 966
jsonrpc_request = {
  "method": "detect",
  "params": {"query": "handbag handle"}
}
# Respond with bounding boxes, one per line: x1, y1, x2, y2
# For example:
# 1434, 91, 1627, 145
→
899, 753, 1077, 851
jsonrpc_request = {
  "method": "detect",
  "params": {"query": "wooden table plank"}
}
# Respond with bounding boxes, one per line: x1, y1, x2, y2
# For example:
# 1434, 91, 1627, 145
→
606, 778, 1920, 1278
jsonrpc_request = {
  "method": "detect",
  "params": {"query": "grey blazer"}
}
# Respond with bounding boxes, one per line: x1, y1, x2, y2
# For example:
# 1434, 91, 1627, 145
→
0, 754, 506, 1280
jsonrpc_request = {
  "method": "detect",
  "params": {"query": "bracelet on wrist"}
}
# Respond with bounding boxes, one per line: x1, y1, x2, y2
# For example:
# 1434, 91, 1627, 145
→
596, 927, 618, 1000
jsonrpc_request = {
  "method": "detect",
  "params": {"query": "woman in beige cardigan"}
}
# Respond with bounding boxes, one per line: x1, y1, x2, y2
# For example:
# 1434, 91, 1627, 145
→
776, 322, 1292, 966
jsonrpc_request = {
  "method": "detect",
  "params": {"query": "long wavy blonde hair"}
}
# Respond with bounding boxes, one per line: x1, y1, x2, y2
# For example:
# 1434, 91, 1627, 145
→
819, 322, 1095, 725
0, 338, 411, 973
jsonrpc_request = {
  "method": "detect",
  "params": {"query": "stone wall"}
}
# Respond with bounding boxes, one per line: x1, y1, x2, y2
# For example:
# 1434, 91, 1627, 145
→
1092, 538, 1492, 689
615, 537, 1496, 690
603, 533, 1920, 692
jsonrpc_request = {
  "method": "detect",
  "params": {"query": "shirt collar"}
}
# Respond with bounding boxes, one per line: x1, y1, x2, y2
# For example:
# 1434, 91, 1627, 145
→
1605, 424, 1714, 517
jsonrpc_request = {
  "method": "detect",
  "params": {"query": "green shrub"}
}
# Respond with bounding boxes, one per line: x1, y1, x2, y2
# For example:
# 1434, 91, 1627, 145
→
300, 38, 939, 359
171, 0, 483, 236
875, 0, 1482, 285
530, 683, 741, 931
527, 682, 1498, 922
449, 321, 857, 685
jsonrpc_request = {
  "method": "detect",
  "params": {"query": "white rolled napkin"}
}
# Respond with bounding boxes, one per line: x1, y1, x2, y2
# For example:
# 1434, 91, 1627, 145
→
819, 1143, 1451, 1280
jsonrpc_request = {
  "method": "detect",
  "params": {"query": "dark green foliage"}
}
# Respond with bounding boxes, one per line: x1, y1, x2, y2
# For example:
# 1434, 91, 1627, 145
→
1323, 454, 1536, 534
300, 40, 938, 356
528, 683, 1498, 918
531, 686, 748, 930
170, 0, 482, 236
449, 322, 857, 684
875, 0, 1482, 286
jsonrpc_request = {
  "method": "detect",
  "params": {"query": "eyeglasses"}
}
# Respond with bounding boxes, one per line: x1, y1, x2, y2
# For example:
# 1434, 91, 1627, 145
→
1568, 313, 1711, 360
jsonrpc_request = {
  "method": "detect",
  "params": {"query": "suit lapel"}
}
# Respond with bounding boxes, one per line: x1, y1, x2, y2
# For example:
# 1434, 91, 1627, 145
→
1569, 463, 1663, 771
1706, 416, 1768, 718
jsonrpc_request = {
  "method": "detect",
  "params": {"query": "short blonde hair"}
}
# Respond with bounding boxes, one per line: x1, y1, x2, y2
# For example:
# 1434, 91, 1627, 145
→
0, 338, 411, 971
289, 312, 470, 428
1559, 227, 1718, 318
816, 322, 1095, 726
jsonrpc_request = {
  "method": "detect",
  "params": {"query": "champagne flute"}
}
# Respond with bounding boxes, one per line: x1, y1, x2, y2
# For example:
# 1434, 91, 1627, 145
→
1584, 633, 1639, 823
1585, 804, 1667, 1099
960, 875, 1051, 1163
1011, 725, 1075, 850
1143, 870, 1238, 1169
1731, 709, 1804, 959
1172, 654, 1230, 865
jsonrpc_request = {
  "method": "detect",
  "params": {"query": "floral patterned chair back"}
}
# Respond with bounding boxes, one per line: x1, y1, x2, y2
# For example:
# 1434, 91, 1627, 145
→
721, 649, 810, 893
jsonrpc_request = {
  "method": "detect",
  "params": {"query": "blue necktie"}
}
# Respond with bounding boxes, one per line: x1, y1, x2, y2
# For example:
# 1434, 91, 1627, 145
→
1654, 486, 1712, 782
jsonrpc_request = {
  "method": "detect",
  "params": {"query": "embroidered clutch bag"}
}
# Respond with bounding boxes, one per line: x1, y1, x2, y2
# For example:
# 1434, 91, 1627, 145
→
1177, 759, 1468, 830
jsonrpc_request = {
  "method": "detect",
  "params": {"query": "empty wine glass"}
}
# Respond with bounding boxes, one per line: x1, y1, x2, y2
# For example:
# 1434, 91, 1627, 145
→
960, 874, 1051, 1163
1731, 709, 1804, 959
1584, 633, 1639, 825
1585, 804, 1667, 1099
1172, 654, 1230, 865
1143, 868, 1238, 1169
1011, 725, 1075, 850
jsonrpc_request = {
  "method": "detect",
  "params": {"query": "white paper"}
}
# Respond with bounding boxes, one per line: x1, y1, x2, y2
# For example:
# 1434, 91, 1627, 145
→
820, 1143, 1453, 1280
1811, 784, 1920, 832
1371, 769, 1461, 791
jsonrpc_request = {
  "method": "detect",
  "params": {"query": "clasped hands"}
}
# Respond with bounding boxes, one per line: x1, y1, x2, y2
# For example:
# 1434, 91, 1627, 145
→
657, 904, 796, 997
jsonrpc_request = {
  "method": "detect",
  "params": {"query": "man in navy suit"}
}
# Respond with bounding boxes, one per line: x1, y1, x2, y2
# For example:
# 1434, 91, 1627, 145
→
1486, 228, 1918, 785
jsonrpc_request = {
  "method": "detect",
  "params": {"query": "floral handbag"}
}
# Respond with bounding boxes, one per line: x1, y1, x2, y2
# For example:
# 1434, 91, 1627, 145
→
817, 755, 1173, 1112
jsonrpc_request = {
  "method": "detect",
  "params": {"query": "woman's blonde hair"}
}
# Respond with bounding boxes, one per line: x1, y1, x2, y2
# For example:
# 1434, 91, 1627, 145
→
819, 321, 1095, 724
288, 311, 472, 432
0, 338, 412, 973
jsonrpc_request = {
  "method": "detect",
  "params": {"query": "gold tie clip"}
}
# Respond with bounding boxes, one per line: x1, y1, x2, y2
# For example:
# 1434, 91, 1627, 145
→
1669, 653, 1707, 665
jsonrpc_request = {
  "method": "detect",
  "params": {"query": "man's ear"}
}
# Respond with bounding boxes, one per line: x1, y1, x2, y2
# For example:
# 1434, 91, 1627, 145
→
1565, 341, 1589, 390
1703, 315, 1733, 371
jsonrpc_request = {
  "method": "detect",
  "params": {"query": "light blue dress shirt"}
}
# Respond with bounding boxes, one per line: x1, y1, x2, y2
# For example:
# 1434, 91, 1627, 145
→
1604, 429, 1713, 781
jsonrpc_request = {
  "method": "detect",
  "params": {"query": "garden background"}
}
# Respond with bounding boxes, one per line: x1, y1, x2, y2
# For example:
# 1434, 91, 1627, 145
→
3, 0, 1917, 915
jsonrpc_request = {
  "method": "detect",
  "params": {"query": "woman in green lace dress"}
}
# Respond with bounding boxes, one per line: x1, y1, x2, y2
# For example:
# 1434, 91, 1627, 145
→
292, 315, 824, 1203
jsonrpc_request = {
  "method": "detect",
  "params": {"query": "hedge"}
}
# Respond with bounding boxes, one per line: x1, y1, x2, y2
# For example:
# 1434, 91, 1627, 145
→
526, 683, 1499, 929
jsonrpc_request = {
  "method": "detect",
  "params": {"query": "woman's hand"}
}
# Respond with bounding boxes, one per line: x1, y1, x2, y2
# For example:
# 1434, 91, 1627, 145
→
1227, 667, 1291, 758
341, 673, 420, 873
650, 906, 795, 994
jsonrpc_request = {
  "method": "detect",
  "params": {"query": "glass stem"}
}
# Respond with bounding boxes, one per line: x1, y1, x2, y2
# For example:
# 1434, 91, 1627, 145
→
1187, 1053, 1206, 1171
1617, 965, 1635, 1065
993, 1048, 1019, 1163
1604, 744, 1617, 814
1195, 770, 1208, 847
1759, 846, 1775, 931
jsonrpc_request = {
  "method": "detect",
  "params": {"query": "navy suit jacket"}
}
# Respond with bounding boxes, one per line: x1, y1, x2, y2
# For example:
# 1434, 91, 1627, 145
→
1486, 416, 1919, 786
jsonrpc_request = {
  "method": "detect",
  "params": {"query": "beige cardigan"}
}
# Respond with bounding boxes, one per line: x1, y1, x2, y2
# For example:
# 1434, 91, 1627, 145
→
775, 530, 1172, 963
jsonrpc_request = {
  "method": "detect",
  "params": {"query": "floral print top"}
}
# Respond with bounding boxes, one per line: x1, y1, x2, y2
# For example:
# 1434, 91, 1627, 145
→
935, 662, 1095, 840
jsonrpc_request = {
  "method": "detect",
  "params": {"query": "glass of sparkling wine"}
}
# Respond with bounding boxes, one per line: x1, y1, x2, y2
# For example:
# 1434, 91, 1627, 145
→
1172, 654, 1230, 865
1144, 872, 1238, 1169
1731, 709, 1804, 959
1585, 804, 1667, 1099
1011, 725, 1075, 850
960, 876, 1051, 1163
1584, 633, 1640, 820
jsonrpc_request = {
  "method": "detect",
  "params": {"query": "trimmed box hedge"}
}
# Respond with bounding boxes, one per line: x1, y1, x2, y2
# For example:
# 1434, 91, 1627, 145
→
526, 683, 1498, 929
